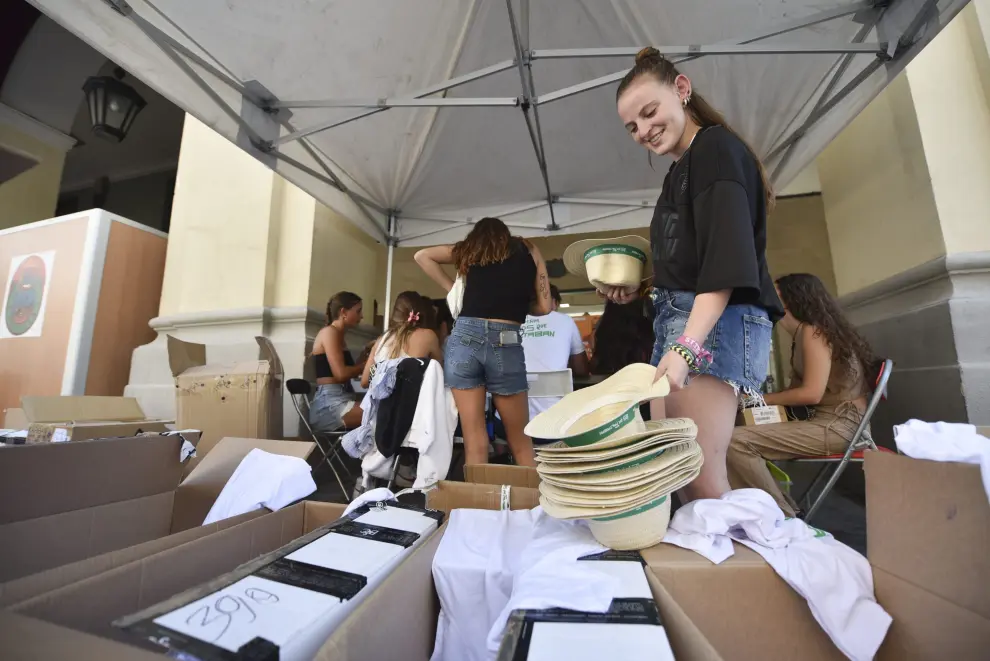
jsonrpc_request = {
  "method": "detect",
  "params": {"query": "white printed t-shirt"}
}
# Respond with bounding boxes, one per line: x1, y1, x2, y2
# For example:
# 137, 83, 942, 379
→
520, 311, 584, 419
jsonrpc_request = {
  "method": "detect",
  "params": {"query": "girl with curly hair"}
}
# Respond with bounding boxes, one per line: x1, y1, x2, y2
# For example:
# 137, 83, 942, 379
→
727, 273, 881, 515
414, 217, 552, 467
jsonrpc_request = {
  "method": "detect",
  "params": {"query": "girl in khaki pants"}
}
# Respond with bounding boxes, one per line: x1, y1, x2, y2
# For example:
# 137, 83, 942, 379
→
727, 274, 879, 516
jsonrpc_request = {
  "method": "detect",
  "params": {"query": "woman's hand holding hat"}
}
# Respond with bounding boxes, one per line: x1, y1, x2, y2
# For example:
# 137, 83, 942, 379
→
597, 284, 639, 304
654, 350, 689, 390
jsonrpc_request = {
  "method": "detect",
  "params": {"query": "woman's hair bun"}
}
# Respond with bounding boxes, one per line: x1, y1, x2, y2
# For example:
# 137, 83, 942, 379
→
635, 46, 661, 64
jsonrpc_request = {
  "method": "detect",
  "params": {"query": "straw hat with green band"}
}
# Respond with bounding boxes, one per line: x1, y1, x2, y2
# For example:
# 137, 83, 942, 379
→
562, 235, 651, 289
524, 363, 669, 445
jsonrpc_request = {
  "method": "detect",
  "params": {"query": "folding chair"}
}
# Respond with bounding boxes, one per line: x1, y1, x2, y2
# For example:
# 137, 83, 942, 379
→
789, 359, 895, 523
286, 378, 352, 502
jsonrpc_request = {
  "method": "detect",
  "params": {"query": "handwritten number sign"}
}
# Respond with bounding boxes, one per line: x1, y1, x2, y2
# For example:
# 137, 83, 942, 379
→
155, 576, 340, 652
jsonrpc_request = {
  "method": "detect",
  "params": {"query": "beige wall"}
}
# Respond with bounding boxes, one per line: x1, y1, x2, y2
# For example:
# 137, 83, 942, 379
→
309, 202, 385, 318
159, 115, 283, 315
817, 74, 944, 297
766, 194, 836, 293
0, 124, 65, 230
160, 115, 386, 320
818, 3, 990, 297
908, 4, 990, 256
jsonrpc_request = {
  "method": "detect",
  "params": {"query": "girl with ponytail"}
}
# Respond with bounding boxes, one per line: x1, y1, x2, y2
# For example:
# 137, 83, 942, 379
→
310, 291, 366, 431
359, 291, 442, 388
601, 47, 784, 503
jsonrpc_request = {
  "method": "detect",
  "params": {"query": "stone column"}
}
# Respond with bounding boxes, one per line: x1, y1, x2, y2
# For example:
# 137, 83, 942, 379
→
126, 116, 384, 436
818, 4, 990, 440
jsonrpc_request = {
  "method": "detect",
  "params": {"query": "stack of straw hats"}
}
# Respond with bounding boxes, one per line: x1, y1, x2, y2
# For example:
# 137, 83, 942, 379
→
524, 364, 703, 550
562, 235, 651, 289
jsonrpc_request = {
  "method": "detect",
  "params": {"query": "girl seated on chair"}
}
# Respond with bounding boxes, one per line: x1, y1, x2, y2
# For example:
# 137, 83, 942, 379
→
310, 291, 367, 432
727, 273, 881, 516
360, 291, 443, 389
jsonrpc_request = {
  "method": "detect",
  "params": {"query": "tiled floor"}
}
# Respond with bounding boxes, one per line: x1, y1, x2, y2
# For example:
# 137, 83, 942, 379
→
307, 451, 868, 556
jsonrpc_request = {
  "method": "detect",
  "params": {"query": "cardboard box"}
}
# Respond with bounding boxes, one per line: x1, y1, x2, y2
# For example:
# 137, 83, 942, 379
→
0, 482, 723, 661
12, 396, 171, 444
168, 335, 285, 469
0, 433, 313, 583
463, 463, 540, 489
641, 450, 990, 661
866, 451, 990, 660
3, 407, 27, 430
735, 405, 788, 426
643, 543, 845, 660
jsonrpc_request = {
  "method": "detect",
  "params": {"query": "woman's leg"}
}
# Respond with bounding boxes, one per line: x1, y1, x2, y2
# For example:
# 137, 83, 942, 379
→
726, 415, 854, 516
665, 375, 739, 501
492, 392, 536, 467
451, 387, 489, 466
341, 402, 364, 430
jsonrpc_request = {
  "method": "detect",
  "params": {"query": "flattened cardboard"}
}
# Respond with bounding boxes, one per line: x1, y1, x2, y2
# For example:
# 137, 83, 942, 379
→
25, 420, 172, 444
0, 434, 184, 526
866, 451, 990, 659
18, 395, 171, 444
21, 396, 147, 422
464, 463, 541, 488
866, 451, 990, 619
3, 407, 27, 429
642, 542, 844, 660
0, 611, 166, 661
168, 335, 285, 470
0, 509, 265, 608
0, 434, 313, 583
426, 480, 541, 511
10, 502, 342, 638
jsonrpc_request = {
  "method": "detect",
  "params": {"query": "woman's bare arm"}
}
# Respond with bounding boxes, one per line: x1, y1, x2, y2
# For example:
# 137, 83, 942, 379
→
414, 245, 456, 293
359, 337, 381, 388
528, 243, 552, 316
763, 325, 830, 406
326, 326, 365, 380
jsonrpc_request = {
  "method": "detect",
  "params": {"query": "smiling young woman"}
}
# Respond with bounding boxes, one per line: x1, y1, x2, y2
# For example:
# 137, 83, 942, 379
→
601, 47, 784, 503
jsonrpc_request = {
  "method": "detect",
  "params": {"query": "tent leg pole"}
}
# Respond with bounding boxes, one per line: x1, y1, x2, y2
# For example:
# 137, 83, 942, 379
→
384, 216, 395, 325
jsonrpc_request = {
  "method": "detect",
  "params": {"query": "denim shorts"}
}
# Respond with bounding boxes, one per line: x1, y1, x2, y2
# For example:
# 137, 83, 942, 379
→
650, 288, 773, 397
309, 383, 355, 432
444, 317, 529, 395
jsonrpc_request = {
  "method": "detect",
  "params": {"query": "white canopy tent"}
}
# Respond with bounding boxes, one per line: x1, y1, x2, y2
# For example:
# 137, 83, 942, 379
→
31, 0, 967, 306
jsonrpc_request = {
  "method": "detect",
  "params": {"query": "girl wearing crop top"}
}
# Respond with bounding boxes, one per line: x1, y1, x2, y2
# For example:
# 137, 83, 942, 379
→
728, 274, 879, 515
601, 48, 784, 503
360, 291, 443, 389
415, 217, 552, 467
310, 292, 367, 431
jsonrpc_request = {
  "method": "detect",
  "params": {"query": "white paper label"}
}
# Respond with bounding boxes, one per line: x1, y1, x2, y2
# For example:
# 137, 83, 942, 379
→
285, 532, 403, 577
179, 440, 197, 462
750, 406, 782, 425
51, 428, 69, 443
527, 622, 673, 660
353, 508, 436, 536
153, 575, 338, 653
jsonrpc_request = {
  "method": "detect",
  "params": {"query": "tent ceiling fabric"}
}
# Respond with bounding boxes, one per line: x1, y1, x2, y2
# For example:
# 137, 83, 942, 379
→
30, 0, 967, 246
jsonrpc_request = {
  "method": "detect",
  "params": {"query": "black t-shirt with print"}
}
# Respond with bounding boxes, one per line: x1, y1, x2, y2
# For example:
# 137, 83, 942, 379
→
650, 125, 784, 322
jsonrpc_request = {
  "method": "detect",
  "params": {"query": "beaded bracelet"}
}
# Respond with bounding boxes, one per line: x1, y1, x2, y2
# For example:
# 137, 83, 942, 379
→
669, 343, 699, 371
670, 341, 712, 373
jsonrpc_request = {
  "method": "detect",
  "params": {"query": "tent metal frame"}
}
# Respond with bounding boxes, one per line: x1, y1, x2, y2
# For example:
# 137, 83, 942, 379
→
97, 0, 946, 307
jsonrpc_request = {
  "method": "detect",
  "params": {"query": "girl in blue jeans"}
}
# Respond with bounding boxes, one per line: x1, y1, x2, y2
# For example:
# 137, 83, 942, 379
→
415, 217, 552, 467
602, 48, 784, 503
